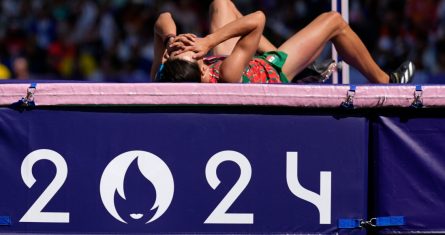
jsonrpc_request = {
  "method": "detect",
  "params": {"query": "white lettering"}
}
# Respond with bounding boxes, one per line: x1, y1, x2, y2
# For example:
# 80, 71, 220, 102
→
286, 152, 331, 224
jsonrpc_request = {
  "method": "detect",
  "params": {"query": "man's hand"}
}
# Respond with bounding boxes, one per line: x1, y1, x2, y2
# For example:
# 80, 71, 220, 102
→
190, 37, 212, 59
170, 36, 212, 60
167, 34, 197, 55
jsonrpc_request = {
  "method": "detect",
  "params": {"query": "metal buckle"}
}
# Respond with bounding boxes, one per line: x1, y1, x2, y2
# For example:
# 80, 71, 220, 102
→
341, 85, 356, 109
360, 218, 377, 228
20, 84, 36, 107
411, 85, 423, 108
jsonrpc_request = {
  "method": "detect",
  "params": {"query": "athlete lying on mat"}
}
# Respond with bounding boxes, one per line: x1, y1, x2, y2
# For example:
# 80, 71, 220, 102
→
151, 0, 414, 84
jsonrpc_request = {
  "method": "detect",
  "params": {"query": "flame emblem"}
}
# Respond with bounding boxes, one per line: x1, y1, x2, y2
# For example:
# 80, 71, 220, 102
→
100, 151, 174, 224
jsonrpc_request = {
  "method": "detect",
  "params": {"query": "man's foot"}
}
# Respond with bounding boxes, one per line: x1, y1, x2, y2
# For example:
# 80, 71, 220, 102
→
292, 60, 337, 83
389, 61, 415, 84
315, 60, 337, 82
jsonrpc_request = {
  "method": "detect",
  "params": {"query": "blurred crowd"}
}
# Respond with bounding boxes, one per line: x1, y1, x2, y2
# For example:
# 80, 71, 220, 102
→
0, 0, 444, 83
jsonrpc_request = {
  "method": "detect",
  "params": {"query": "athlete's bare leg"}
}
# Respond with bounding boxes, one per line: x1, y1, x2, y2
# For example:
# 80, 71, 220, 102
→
209, 0, 239, 55
278, 11, 389, 83
210, 0, 276, 55
226, 1, 276, 53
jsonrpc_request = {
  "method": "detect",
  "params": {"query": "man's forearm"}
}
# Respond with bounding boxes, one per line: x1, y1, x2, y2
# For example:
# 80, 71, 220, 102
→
205, 11, 263, 50
151, 12, 176, 79
228, 1, 276, 52
154, 12, 177, 41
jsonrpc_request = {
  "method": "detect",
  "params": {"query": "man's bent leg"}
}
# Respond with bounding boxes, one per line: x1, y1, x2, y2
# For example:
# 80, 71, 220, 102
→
210, 0, 239, 55
279, 11, 389, 83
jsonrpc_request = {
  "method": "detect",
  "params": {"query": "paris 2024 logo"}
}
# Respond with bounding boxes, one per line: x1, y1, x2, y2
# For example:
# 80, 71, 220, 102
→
99, 151, 174, 224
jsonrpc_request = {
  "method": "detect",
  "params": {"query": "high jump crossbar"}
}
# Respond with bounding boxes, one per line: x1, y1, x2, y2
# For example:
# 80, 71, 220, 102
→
331, 0, 350, 84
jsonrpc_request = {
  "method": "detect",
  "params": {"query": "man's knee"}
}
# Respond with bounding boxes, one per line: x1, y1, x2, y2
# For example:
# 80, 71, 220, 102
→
210, 0, 231, 11
320, 11, 347, 29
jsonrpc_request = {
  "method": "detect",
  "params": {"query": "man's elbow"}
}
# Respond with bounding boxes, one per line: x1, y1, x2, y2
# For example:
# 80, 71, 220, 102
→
253, 11, 266, 28
156, 12, 173, 24
159, 12, 172, 18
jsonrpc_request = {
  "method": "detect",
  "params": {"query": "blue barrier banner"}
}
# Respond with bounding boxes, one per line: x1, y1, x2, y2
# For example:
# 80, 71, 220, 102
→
0, 108, 368, 234
371, 116, 445, 234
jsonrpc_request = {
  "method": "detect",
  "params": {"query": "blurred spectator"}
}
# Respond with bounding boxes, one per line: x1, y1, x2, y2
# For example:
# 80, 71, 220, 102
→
0, 0, 443, 83
13, 57, 30, 79
0, 62, 11, 79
